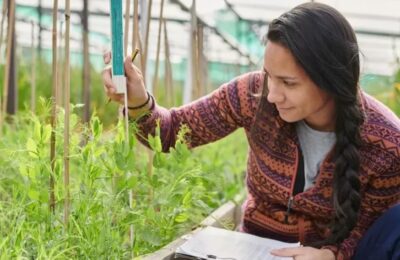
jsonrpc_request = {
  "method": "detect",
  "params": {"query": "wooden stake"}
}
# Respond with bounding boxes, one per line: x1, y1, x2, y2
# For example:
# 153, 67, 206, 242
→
197, 23, 204, 97
163, 19, 174, 107
131, 0, 138, 52
82, 0, 90, 124
49, 0, 59, 214
190, 0, 200, 100
31, 21, 36, 113
63, 0, 71, 228
152, 0, 165, 98
0, 0, 7, 62
0, 0, 14, 134
57, 20, 64, 107
142, 0, 152, 79
124, 0, 131, 55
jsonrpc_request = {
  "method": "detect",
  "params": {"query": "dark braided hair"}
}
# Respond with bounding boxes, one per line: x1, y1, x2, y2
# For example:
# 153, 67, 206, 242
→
265, 3, 364, 246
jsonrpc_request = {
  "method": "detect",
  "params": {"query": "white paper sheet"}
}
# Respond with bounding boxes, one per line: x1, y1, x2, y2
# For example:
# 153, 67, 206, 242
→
175, 226, 300, 260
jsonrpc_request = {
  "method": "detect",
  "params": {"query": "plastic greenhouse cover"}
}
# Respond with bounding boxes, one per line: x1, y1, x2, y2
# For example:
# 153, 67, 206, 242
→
2, 0, 400, 76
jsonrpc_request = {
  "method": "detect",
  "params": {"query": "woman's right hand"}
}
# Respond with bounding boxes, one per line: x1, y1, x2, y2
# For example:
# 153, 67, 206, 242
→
101, 51, 150, 111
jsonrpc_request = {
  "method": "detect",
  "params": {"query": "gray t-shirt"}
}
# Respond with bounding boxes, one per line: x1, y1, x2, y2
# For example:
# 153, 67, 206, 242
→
296, 120, 336, 191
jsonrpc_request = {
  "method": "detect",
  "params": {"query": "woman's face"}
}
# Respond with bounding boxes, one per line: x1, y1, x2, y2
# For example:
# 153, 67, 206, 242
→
263, 41, 336, 131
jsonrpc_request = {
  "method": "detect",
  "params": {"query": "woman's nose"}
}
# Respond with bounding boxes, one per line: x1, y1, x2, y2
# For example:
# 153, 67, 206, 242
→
267, 80, 284, 104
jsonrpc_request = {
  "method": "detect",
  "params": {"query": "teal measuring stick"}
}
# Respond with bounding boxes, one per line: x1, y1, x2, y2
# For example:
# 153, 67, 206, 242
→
110, 0, 126, 93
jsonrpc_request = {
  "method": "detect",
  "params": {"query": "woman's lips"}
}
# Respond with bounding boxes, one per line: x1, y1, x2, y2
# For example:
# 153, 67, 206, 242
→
277, 107, 293, 110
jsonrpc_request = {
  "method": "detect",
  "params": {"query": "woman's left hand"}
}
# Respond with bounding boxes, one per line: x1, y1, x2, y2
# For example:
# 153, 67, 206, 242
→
270, 246, 335, 260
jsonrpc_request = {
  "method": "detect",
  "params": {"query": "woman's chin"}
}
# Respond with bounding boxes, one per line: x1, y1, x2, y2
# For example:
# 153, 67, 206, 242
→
278, 112, 299, 123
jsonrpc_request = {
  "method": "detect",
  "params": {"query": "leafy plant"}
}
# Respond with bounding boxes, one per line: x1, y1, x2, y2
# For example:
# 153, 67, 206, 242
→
0, 100, 247, 258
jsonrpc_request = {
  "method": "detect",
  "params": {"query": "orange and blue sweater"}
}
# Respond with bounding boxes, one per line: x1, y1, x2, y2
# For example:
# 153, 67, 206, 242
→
136, 71, 400, 260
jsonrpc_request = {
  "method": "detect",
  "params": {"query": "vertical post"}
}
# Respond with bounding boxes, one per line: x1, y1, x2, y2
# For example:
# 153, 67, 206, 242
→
38, 0, 42, 56
152, 0, 165, 98
57, 20, 64, 107
131, 0, 138, 52
0, 0, 7, 61
142, 0, 152, 88
197, 23, 204, 97
184, 0, 199, 103
124, 0, 131, 55
82, 0, 91, 123
6, 0, 16, 115
163, 19, 174, 106
2, 0, 16, 117
31, 21, 36, 113
49, 0, 59, 214
63, 0, 71, 228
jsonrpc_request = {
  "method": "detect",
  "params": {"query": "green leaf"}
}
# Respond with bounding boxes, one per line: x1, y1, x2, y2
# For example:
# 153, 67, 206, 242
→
19, 166, 28, 177
28, 188, 40, 201
26, 138, 38, 158
126, 175, 138, 189
153, 152, 166, 169
33, 119, 41, 141
174, 213, 189, 223
92, 117, 102, 138
182, 191, 192, 207
148, 134, 162, 153
82, 146, 90, 162
42, 124, 52, 143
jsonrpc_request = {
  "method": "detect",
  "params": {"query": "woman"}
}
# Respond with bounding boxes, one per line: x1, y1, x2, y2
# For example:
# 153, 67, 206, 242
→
102, 3, 400, 260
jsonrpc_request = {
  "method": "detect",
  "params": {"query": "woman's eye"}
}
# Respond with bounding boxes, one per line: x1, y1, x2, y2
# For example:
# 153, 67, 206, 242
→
283, 81, 295, 87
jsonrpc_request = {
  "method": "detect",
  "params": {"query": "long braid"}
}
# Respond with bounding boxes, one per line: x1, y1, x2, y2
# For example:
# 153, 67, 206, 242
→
326, 100, 364, 244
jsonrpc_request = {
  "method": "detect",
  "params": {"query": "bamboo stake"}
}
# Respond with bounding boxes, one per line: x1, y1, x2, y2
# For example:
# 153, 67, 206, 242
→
57, 20, 63, 107
49, 0, 59, 214
0, 0, 14, 133
31, 21, 36, 113
82, 0, 90, 124
140, 0, 154, 206
197, 23, 204, 97
63, 0, 71, 228
131, 0, 138, 52
124, 0, 130, 55
163, 19, 174, 106
151, 0, 164, 98
2, 0, 15, 117
0, 0, 7, 62
190, 0, 200, 100
126, 48, 139, 257
142, 0, 152, 79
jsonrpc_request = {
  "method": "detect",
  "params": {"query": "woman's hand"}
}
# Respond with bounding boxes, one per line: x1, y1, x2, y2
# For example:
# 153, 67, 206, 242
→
270, 246, 335, 260
101, 51, 149, 109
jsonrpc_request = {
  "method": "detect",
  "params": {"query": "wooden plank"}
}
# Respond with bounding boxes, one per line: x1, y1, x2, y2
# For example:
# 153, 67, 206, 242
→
141, 199, 243, 260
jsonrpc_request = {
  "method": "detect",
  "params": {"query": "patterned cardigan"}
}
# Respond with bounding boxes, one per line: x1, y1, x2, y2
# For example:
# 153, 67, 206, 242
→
135, 71, 400, 260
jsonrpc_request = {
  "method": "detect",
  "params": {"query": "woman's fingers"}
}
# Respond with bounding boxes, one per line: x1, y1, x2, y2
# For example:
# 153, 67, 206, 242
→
101, 64, 125, 104
103, 51, 111, 65
124, 55, 142, 80
101, 65, 114, 93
